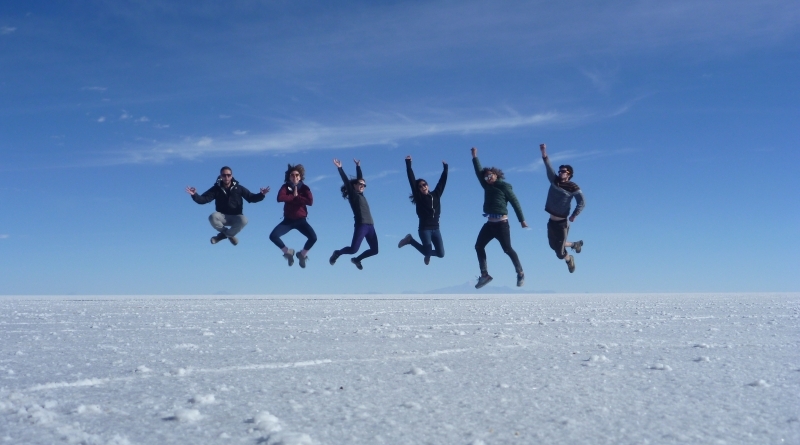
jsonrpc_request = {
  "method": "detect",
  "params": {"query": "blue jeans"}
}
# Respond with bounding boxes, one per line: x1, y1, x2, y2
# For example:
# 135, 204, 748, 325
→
408, 229, 445, 258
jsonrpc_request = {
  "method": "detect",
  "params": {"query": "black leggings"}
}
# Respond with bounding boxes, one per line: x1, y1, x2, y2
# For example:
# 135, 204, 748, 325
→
475, 220, 522, 274
269, 218, 317, 251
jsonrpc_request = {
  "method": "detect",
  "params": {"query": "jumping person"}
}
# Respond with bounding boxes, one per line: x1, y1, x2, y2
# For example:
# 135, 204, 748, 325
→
330, 158, 378, 270
186, 166, 269, 245
398, 156, 448, 265
539, 143, 585, 273
269, 164, 317, 268
471, 147, 528, 288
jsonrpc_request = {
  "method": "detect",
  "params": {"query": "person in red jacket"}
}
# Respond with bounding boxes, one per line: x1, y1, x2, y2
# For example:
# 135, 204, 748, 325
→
269, 164, 317, 268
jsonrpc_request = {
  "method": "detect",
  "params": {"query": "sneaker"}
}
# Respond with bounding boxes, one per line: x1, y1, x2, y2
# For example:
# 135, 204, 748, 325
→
566, 255, 575, 273
228, 235, 239, 246
296, 251, 307, 269
424, 256, 430, 265
571, 240, 583, 253
210, 233, 227, 244
283, 249, 295, 266
475, 274, 493, 289
329, 251, 339, 265
516, 273, 525, 287
398, 234, 413, 248
351, 258, 363, 270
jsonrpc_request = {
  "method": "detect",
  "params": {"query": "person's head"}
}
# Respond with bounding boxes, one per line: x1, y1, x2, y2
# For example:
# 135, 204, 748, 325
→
409, 178, 429, 203
285, 164, 305, 185
481, 167, 505, 185
341, 178, 366, 199
558, 164, 573, 181
219, 166, 233, 187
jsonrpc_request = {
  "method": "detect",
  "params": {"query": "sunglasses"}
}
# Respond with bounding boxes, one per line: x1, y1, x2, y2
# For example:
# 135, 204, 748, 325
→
220, 173, 232, 177
558, 170, 569, 174
357, 182, 367, 187
418, 183, 428, 188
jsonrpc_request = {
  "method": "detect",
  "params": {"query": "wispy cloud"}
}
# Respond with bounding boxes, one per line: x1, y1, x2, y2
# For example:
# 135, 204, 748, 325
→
97, 116, 106, 123
81, 86, 107, 92
233, 130, 247, 135
114, 111, 568, 164
304, 175, 330, 185
0, 234, 9, 239
365, 170, 399, 181
508, 148, 636, 173
136, 116, 150, 122
0, 26, 15, 35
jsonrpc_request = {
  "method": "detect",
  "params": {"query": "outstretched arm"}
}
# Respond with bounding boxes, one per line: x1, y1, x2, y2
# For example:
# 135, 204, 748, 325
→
190, 186, 217, 204
471, 148, 486, 186
354, 159, 363, 181
405, 156, 417, 195
433, 161, 448, 195
540, 143, 556, 183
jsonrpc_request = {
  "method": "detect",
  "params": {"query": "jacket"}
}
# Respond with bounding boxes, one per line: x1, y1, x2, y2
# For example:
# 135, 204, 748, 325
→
338, 166, 374, 225
407, 159, 447, 229
472, 157, 525, 222
191, 177, 264, 215
542, 155, 585, 219
277, 183, 313, 219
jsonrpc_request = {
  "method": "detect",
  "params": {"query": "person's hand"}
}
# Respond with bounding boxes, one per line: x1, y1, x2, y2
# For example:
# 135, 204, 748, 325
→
260, 186, 270, 195
353, 158, 361, 166
333, 159, 342, 168
185, 186, 196, 195
442, 160, 447, 166
568, 215, 576, 223
539, 143, 547, 156
292, 185, 298, 196
405, 155, 412, 161
521, 221, 529, 229
471, 147, 477, 158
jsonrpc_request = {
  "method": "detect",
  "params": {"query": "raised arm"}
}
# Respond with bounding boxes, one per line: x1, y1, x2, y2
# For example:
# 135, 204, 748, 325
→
541, 143, 556, 183
471, 148, 486, 186
354, 158, 363, 181
405, 156, 417, 195
432, 161, 448, 196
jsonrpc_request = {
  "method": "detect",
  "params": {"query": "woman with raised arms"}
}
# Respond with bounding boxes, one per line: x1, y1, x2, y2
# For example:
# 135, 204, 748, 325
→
329, 158, 378, 270
397, 155, 448, 265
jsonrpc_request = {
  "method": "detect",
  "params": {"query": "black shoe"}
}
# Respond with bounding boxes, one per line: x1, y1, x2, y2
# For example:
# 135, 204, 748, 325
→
475, 274, 493, 289
351, 258, 363, 270
283, 249, 295, 266
398, 234, 413, 248
329, 251, 339, 265
296, 251, 307, 269
571, 240, 583, 253
210, 233, 227, 244
424, 256, 430, 265
566, 255, 575, 273
516, 273, 525, 287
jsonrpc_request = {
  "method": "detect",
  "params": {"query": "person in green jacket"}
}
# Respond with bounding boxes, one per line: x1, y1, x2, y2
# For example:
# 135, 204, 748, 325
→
471, 147, 528, 289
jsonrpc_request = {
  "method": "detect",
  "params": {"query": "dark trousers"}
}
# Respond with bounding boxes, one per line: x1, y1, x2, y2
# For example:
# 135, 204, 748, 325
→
337, 223, 379, 262
269, 218, 317, 251
408, 228, 445, 258
547, 218, 569, 259
475, 220, 522, 274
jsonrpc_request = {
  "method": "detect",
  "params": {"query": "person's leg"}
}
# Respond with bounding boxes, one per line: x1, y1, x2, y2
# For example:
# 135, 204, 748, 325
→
547, 219, 569, 260
224, 215, 248, 237
496, 221, 523, 274
268, 221, 293, 250
294, 219, 318, 254
408, 229, 431, 256
209, 212, 227, 233
429, 229, 445, 258
354, 225, 379, 262
474, 223, 494, 275
337, 224, 368, 256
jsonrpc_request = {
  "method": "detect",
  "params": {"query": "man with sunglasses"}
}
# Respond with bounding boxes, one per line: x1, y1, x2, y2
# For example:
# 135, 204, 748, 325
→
186, 166, 269, 246
539, 144, 585, 272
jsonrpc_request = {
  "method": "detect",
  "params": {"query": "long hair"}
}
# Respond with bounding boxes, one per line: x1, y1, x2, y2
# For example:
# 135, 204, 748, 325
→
284, 164, 305, 184
340, 178, 361, 199
481, 167, 505, 180
409, 178, 427, 204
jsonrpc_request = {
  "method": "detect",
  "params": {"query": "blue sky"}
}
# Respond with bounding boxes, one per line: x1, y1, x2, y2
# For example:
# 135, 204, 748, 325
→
1, 1, 798, 294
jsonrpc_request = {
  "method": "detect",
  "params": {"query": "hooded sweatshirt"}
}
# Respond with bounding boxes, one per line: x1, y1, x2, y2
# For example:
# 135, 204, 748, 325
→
407, 159, 448, 230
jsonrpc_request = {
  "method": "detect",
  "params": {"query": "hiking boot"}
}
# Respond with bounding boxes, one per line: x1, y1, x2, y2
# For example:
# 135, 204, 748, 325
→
283, 249, 295, 266
329, 251, 339, 265
210, 233, 227, 244
351, 258, 363, 270
475, 274, 493, 289
296, 251, 307, 269
566, 255, 575, 273
398, 234, 413, 248
228, 235, 239, 246
571, 240, 583, 253
516, 273, 525, 287
424, 256, 430, 265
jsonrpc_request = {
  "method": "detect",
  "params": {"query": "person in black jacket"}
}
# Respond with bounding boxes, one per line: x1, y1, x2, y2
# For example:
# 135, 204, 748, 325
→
398, 156, 447, 265
329, 158, 378, 270
186, 166, 269, 246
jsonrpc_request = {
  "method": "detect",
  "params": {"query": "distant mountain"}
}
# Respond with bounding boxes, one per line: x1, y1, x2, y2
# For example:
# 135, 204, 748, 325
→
424, 281, 556, 294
